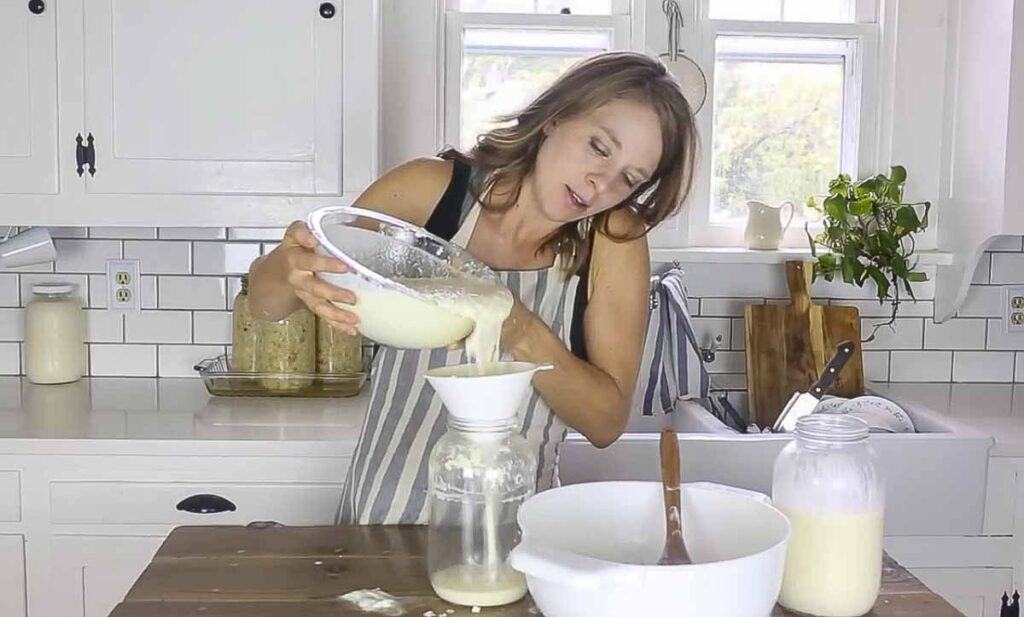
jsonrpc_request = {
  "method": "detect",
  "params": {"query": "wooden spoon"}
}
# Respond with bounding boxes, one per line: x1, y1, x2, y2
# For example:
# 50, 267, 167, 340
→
658, 428, 693, 565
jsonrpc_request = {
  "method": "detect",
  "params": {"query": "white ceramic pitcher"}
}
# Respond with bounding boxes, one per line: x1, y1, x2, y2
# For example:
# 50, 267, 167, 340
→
744, 200, 795, 250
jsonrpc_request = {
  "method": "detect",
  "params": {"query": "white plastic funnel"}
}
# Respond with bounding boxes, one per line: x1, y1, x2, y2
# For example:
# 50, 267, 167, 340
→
425, 362, 553, 425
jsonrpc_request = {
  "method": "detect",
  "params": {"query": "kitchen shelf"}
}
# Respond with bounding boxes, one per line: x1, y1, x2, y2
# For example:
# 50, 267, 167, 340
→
651, 247, 953, 265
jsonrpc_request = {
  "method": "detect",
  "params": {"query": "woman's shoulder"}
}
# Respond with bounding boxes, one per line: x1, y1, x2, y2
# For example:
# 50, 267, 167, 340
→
588, 208, 651, 284
353, 156, 457, 226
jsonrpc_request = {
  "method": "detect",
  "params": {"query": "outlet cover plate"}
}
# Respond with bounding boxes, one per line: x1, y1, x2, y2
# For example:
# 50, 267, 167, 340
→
1003, 285, 1024, 333
106, 259, 141, 312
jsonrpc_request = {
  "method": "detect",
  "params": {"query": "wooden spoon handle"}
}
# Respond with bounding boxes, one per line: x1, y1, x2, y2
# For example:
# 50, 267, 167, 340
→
660, 428, 681, 511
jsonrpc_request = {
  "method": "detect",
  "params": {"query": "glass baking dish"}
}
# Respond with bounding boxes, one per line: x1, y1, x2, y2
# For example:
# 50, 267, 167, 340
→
194, 352, 371, 398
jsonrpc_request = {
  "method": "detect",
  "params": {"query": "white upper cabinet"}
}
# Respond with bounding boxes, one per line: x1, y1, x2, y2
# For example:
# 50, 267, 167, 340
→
0, 0, 378, 226
0, 0, 58, 194
935, 0, 1024, 320
81, 0, 343, 196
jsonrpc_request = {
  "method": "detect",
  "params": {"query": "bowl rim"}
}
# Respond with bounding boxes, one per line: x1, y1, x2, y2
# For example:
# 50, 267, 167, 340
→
306, 205, 499, 307
516, 480, 791, 573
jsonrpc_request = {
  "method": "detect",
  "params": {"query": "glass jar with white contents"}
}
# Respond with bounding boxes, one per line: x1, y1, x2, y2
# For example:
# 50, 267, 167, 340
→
427, 415, 536, 608
772, 414, 885, 617
24, 284, 86, 385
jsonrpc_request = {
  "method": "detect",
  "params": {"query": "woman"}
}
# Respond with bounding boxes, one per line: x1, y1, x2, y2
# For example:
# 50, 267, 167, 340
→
248, 51, 698, 524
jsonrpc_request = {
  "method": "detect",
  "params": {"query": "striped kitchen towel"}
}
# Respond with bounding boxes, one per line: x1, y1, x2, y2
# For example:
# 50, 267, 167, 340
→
634, 267, 711, 415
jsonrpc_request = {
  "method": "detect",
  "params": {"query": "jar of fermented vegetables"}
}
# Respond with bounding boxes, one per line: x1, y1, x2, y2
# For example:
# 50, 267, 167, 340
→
257, 306, 315, 390
231, 275, 258, 372
316, 316, 362, 374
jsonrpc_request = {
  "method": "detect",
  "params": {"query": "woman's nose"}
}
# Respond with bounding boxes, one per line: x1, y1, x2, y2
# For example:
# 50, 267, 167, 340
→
586, 169, 611, 195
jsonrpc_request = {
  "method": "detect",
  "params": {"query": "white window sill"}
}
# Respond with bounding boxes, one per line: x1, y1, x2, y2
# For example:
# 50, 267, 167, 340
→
650, 246, 954, 266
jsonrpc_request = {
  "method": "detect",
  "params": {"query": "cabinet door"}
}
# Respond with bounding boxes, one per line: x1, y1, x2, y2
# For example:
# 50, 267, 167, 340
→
0, 0, 58, 194
911, 567, 1013, 617
0, 535, 27, 617
49, 535, 164, 617
81, 0, 343, 196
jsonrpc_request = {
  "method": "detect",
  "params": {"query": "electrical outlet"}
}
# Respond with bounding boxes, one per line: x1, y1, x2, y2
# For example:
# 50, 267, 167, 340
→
106, 259, 141, 312
1004, 285, 1024, 333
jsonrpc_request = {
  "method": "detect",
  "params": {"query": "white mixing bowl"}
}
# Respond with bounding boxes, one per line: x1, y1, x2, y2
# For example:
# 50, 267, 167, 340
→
509, 481, 790, 617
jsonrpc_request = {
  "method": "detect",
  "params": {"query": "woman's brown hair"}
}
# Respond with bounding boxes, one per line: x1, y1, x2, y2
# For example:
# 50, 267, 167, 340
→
448, 51, 698, 273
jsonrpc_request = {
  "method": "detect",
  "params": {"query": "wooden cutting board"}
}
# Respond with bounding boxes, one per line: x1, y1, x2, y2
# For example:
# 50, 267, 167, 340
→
745, 260, 865, 428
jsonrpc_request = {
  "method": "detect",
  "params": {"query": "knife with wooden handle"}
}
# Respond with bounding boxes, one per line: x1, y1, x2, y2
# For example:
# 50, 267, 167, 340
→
773, 340, 856, 432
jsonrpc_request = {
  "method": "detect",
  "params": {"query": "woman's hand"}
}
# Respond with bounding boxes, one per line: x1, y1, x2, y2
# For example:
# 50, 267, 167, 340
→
248, 221, 360, 335
501, 298, 536, 355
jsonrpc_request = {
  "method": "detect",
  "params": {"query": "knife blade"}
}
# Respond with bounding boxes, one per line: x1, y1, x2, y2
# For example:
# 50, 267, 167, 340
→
773, 340, 856, 433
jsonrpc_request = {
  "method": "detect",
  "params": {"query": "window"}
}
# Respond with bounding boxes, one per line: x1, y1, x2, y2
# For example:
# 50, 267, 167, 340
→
443, 1, 634, 150
682, 0, 879, 246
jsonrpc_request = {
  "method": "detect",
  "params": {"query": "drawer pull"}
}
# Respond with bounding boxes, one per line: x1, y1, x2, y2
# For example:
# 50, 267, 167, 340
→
176, 494, 236, 514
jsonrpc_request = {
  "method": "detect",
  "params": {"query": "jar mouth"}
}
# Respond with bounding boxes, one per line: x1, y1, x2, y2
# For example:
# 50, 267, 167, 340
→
447, 416, 516, 433
794, 414, 869, 443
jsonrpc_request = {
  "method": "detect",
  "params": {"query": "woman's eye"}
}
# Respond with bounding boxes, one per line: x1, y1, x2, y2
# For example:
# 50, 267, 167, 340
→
624, 175, 637, 189
589, 139, 609, 157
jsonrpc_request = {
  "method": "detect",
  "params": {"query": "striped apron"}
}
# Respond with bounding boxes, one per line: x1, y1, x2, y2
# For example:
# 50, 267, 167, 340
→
336, 203, 584, 525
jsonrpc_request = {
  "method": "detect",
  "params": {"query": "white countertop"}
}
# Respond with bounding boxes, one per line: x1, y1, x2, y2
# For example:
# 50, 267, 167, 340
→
0, 377, 370, 456
871, 382, 1024, 457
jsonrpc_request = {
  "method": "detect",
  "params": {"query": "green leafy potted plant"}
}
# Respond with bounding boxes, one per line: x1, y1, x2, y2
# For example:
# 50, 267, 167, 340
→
806, 165, 931, 339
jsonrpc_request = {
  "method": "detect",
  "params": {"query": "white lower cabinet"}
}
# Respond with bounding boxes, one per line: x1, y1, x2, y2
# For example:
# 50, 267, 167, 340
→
0, 450, 350, 617
0, 534, 27, 617
49, 535, 165, 617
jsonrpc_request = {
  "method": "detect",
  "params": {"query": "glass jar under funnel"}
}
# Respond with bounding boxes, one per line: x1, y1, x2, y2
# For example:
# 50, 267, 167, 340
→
424, 362, 549, 607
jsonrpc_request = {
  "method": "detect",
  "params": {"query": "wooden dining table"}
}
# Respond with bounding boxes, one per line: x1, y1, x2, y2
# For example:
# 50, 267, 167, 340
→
109, 523, 965, 616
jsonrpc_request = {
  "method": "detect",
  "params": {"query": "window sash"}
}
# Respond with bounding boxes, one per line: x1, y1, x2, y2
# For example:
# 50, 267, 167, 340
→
658, 1, 878, 248
442, 11, 632, 148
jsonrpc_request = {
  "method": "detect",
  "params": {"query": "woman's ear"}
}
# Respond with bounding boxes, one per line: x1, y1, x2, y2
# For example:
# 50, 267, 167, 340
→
542, 118, 558, 136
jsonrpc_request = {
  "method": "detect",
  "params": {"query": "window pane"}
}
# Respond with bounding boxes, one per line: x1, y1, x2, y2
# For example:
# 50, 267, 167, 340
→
711, 36, 846, 222
458, 0, 614, 14
460, 29, 611, 149
709, 0, 853, 22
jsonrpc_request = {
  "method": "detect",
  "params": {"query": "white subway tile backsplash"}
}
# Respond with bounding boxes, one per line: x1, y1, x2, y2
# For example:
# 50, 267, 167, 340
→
711, 373, 746, 390
690, 317, 731, 351
958, 286, 1002, 318
991, 253, 1024, 284
0, 262, 54, 274
862, 318, 923, 350
44, 227, 87, 239
159, 277, 226, 310
19, 274, 89, 305
227, 277, 243, 309
701, 298, 759, 317
124, 241, 191, 274
1017, 353, 1024, 382
85, 310, 124, 343
953, 351, 1015, 382
193, 243, 260, 275
989, 236, 1023, 251
0, 309, 23, 341
985, 319, 1024, 350
972, 254, 992, 284
90, 227, 156, 239
706, 351, 745, 374
0, 275, 18, 307
54, 240, 122, 273
261, 242, 280, 255
90, 344, 157, 377
228, 228, 287, 241
730, 319, 745, 350
125, 311, 192, 343
158, 345, 224, 377
87, 274, 157, 309
924, 318, 987, 350
889, 351, 952, 381
193, 311, 232, 344
684, 264, 786, 298
159, 227, 227, 240
0, 343, 19, 375
863, 351, 890, 382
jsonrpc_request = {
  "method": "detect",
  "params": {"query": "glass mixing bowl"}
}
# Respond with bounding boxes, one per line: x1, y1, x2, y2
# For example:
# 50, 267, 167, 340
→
306, 206, 502, 349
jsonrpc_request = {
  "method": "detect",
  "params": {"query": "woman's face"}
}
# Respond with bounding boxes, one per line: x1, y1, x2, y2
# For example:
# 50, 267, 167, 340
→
531, 98, 663, 224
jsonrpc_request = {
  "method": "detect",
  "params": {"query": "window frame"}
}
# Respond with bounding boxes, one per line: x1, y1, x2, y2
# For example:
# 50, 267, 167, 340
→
441, 1, 640, 150
660, 0, 880, 248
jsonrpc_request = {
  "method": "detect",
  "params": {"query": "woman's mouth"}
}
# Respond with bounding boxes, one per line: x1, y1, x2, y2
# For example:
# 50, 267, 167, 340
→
565, 186, 589, 211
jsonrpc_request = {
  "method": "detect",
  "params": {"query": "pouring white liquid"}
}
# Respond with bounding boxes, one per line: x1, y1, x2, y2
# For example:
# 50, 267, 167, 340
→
349, 276, 513, 367
778, 508, 884, 617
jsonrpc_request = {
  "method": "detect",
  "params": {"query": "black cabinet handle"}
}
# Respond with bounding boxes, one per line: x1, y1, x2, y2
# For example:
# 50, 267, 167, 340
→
176, 494, 237, 514
85, 133, 96, 176
75, 134, 86, 177
319, 2, 335, 18
28, 0, 45, 15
